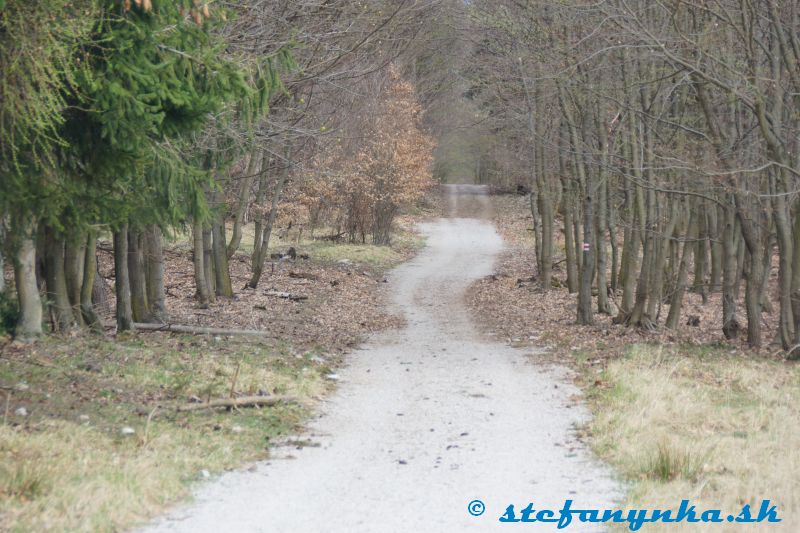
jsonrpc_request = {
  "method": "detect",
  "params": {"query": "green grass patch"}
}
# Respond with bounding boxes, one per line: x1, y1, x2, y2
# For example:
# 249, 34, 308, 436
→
166, 220, 426, 275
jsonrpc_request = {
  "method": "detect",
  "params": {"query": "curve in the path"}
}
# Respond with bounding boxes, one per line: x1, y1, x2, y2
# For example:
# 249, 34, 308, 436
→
140, 184, 619, 533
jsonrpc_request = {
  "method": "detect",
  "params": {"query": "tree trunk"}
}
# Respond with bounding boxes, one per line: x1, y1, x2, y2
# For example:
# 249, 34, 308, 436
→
558, 83, 593, 325
578, 183, 595, 326
251, 153, 271, 269
80, 230, 103, 333
708, 205, 723, 292
647, 201, 680, 321
192, 218, 210, 308
113, 226, 133, 332
617, 182, 640, 316
64, 233, 85, 325
562, 178, 578, 293
12, 215, 42, 339
44, 227, 75, 332
789, 198, 800, 358
248, 144, 292, 289
666, 210, 696, 329
744, 247, 764, 348
628, 220, 654, 328
773, 185, 793, 350
0, 224, 4, 297
202, 225, 215, 301
607, 185, 619, 294
144, 225, 167, 322
595, 177, 609, 314
127, 228, 152, 323
535, 78, 552, 289
692, 211, 708, 303
737, 197, 766, 348
212, 217, 234, 297
538, 185, 554, 291
529, 189, 541, 276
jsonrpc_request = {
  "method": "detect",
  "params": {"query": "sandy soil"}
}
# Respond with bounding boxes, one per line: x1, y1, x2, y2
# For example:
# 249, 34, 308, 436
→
139, 185, 620, 533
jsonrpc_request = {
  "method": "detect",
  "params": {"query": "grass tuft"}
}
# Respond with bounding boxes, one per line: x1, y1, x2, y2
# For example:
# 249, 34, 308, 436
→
643, 439, 702, 483
589, 344, 800, 531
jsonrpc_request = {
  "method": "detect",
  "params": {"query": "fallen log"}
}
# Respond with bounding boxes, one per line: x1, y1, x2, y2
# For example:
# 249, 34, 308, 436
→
133, 323, 269, 337
176, 395, 298, 412
264, 290, 308, 301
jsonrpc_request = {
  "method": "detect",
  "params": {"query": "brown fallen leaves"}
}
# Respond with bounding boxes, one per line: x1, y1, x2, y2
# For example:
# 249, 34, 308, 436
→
466, 194, 784, 369
92, 239, 408, 354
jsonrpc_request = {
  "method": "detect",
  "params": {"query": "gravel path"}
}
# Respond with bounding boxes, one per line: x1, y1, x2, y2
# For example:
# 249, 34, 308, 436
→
140, 184, 619, 533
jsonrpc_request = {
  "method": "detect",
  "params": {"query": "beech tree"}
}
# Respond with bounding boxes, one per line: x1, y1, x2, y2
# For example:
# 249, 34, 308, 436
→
300, 66, 435, 245
424, 0, 800, 356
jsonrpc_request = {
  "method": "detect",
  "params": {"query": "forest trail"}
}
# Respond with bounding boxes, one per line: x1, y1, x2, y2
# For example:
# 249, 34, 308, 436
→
141, 185, 619, 533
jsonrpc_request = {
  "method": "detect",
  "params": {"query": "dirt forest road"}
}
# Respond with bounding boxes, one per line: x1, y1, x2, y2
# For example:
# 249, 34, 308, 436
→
141, 184, 619, 533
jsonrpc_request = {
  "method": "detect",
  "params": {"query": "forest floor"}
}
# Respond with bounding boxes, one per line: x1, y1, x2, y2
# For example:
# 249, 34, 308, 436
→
0, 201, 435, 533
467, 193, 800, 531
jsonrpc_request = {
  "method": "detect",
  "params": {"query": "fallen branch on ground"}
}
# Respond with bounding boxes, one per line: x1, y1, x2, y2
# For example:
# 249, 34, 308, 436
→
176, 395, 298, 412
264, 290, 308, 301
132, 323, 270, 337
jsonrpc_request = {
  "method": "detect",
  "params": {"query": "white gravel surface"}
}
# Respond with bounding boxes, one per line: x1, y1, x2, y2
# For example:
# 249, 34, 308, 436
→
140, 185, 620, 533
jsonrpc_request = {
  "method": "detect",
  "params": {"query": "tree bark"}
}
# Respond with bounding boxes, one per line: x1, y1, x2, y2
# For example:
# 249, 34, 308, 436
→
772, 174, 793, 350
248, 144, 292, 289
43, 226, 75, 332
691, 211, 708, 303
647, 201, 680, 321
666, 210, 697, 329
744, 247, 764, 348
790, 198, 800, 358
561, 177, 578, 293
80, 230, 103, 333
192, 218, 210, 308
202, 225, 215, 301
558, 83, 593, 325
529, 188, 542, 279
595, 175, 609, 314
144, 225, 166, 322
127, 228, 152, 323
617, 180, 640, 317
64, 233, 85, 325
251, 152, 271, 269
708, 205, 722, 292
0, 224, 4, 297
212, 217, 234, 297
113, 225, 133, 332
607, 183, 619, 294
12, 215, 43, 339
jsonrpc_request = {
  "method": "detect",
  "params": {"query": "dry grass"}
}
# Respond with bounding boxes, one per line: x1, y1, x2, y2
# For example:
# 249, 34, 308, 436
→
0, 335, 330, 533
588, 344, 800, 531
0, 200, 435, 532
463, 193, 800, 530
